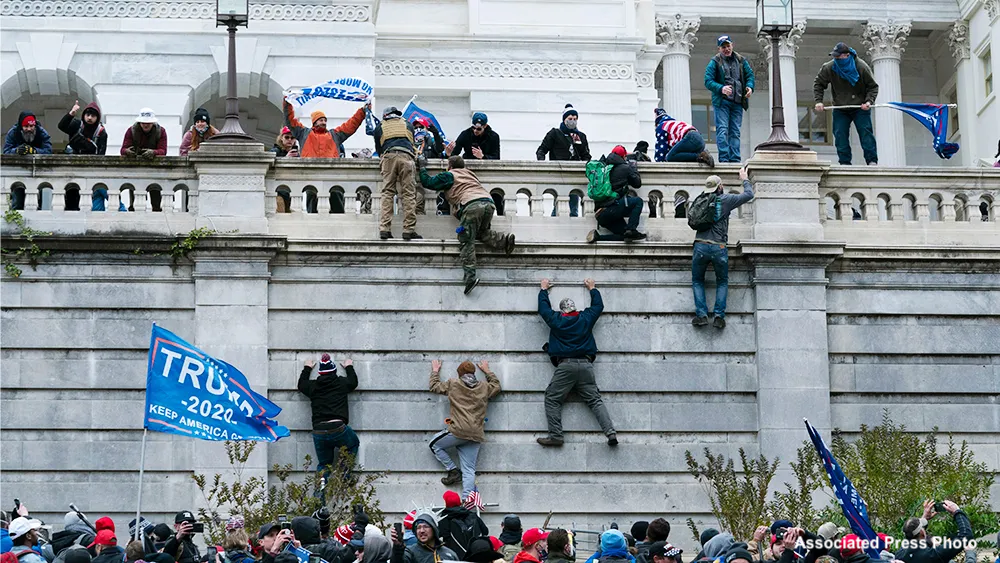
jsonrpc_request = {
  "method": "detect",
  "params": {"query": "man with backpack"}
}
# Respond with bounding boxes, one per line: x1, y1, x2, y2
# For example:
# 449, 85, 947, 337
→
7, 518, 46, 563
437, 490, 489, 560
586, 145, 646, 243
689, 167, 753, 329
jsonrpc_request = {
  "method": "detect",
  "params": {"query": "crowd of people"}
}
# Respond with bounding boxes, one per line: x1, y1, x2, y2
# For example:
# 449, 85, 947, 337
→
2, 497, 990, 563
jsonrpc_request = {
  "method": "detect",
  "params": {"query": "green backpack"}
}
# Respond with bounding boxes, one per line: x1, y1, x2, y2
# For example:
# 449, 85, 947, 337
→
585, 159, 616, 204
687, 191, 722, 231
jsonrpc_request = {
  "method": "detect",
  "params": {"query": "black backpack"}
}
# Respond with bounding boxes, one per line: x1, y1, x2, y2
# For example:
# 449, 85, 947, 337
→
443, 513, 481, 559
687, 191, 721, 231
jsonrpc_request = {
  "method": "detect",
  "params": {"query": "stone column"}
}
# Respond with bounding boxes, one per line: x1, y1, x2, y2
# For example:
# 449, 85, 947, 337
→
189, 142, 275, 234
656, 14, 700, 124
638, 45, 667, 140
758, 21, 806, 145
948, 21, 978, 167
861, 19, 911, 167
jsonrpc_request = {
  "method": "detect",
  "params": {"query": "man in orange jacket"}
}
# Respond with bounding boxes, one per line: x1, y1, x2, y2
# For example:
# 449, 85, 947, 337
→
283, 99, 368, 158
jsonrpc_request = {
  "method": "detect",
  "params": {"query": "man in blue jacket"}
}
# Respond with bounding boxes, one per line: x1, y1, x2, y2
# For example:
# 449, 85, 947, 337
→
536, 277, 617, 447
704, 35, 755, 163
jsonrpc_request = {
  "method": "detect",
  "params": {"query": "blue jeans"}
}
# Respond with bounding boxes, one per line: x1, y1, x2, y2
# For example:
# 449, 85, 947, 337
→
92, 188, 108, 211
714, 100, 743, 163
832, 109, 878, 165
594, 196, 643, 241
667, 131, 706, 162
313, 424, 360, 484
692, 242, 729, 318
551, 194, 580, 217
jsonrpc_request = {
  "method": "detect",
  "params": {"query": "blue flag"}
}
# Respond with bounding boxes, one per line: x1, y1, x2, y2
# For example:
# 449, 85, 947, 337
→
144, 324, 290, 442
284, 543, 325, 563
402, 100, 448, 143
886, 102, 959, 159
805, 419, 882, 559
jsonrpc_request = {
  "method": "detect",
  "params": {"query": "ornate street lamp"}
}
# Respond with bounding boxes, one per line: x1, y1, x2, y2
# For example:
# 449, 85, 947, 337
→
755, 0, 806, 151
210, 0, 254, 141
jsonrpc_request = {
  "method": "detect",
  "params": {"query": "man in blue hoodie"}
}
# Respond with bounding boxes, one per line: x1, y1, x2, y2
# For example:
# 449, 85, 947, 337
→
536, 277, 617, 447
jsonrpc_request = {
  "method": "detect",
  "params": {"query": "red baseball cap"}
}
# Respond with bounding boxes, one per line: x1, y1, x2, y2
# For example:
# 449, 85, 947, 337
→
841, 534, 862, 557
21, 116, 36, 127
95, 517, 115, 532
88, 530, 117, 548
611, 145, 628, 158
521, 528, 549, 547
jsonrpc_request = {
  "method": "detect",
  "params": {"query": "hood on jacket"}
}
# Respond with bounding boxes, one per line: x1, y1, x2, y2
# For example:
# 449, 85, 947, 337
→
362, 529, 392, 563
17, 111, 36, 129
411, 511, 440, 543
291, 516, 322, 545
600, 530, 627, 553
64, 512, 94, 534
703, 533, 736, 560
605, 152, 626, 166
82, 102, 102, 120
498, 530, 522, 546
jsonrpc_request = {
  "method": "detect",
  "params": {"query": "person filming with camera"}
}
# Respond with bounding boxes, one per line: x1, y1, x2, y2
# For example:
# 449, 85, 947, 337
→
895, 500, 973, 563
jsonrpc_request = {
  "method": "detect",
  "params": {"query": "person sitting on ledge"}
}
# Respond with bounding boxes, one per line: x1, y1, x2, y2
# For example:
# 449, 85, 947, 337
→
587, 145, 647, 244
653, 108, 714, 167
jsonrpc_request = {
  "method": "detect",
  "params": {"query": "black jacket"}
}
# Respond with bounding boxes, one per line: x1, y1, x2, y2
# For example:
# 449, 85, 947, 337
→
597, 152, 641, 209
895, 511, 973, 563
57, 103, 107, 155
437, 507, 489, 559
298, 365, 358, 427
293, 517, 354, 563
539, 288, 602, 360
93, 546, 127, 563
453, 126, 501, 160
536, 126, 590, 161
51, 529, 94, 556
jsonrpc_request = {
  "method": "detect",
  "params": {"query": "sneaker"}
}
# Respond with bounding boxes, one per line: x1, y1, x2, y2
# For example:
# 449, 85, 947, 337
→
697, 151, 716, 168
402, 232, 423, 240
536, 436, 564, 447
625, 230, 647, 241
692, 316, 709, 326
440, 468, 461, 486
379, 231, 392, 240
504, 233, 516, 255
713, 316, 726, 329
586, 230, 597, 244
607, 434, 619, 447
464, 277, 480, 296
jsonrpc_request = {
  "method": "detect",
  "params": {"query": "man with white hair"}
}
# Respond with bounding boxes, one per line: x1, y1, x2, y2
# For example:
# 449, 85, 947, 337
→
536, 277, 616, 447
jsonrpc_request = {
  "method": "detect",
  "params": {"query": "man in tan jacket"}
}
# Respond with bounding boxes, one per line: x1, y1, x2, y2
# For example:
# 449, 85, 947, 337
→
428, 359, 501, 497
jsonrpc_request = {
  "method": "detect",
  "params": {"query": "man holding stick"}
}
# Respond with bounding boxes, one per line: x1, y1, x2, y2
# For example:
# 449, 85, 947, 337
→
813, 42, 879, 166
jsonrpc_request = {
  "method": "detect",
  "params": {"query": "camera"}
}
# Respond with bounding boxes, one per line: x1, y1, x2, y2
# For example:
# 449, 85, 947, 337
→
775, 527, 787, 541
933, 502, 946, 512
281, 522, 293, 531
191, 523, 205, 534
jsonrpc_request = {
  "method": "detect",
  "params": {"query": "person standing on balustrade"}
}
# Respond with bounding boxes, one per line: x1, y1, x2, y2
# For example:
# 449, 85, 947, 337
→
813, 42, 879, 166
704, 34, 754, 163
537, 105, 590, 217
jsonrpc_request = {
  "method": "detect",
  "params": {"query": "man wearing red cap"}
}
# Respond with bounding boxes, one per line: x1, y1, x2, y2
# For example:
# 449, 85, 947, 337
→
437, 490, 489, 559
587, 145, 646, 244
89, 530, 124, 563
3, 111, 53, 162
514, 529, 549, 563
299, 354, 360, 491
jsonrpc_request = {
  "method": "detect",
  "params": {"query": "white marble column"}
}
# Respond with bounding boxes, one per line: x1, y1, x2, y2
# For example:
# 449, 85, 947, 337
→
949, 21, 978, 167
656, 14, 700, 124
758, 20, 807, 145
861, 19, 911, 166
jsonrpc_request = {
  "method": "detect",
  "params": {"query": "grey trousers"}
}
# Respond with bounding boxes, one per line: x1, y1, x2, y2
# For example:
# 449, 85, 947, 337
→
429, 430, 481, 497
544, 358, 616, 440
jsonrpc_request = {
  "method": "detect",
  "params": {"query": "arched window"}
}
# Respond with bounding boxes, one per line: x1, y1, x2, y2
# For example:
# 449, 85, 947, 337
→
516, 189, 531, 217
174, 184, 190, 213
490, 188, 506, 216
330, 186, 346, 214
850, 193, 865, 220
64, 183, 81, 211
303, 185, 319, 214
824, 193, 840, 220
146, 183, 163, 212
648, 190, 663, 218
902, 194, 917, 221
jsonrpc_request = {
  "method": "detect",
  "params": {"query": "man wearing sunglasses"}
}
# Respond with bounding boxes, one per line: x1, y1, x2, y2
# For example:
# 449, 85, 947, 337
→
447, 112, 500, 160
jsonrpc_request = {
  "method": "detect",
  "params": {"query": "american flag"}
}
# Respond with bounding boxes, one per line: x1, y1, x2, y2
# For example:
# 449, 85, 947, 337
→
463, 488, 485, 511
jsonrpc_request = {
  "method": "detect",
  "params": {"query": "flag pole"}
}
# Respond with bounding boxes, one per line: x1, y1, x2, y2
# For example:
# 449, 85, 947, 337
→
134, 428, 148, 542
402, 94, 418, 114
823, 103, 958, 110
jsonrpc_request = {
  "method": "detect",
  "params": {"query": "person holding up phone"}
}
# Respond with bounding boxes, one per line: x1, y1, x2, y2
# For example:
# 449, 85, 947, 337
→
163, 511, 202, 563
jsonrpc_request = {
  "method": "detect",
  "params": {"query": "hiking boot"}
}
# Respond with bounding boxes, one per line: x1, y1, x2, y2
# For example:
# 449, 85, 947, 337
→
713, 316, 726, 329
697, 151, 716, 168
692, 316, 710, 327
586, 230, 598, 244
440, 468, 461, 486
402, 232, 423, 240
624, 230, 647, 241
536, 436, 564, 447
379, 231, 393, 240
464, 277, 480, 296
607, 434, 619, 447
504, 233, 516, 255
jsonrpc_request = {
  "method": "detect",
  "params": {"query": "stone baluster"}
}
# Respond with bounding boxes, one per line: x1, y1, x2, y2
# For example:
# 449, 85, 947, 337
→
530, 192, 544, 217
864, 201, 878, 222
839, 200, 853, 223
132, 189, 146, 213
344, 189, 357, 215
889, 201, 903, 221
556, 194, 570, 217
24, 183, 39, 211
583, 197, 596, 217
656, 14, 700, 123
370, 193, 381, 219
51, 186, 65, 212
991, 199, 1000, 222
818, 199, 828, 222
862, 19, 911, 167
317, 188, 332, 214
916, 200, 930, 222
504, 191, 517, 218
161, 189, 174, 214
942, 197, 957, 222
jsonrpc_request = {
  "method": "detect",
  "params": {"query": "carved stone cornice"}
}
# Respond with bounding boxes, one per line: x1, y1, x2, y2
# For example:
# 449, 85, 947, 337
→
757, 20, 807, 59
948, 20, 971, 61
861, 19, 912, 62
984, 0, 999, 22
0, 1, 371, 22
655, 14, 700, 56
374, 60, 634, 80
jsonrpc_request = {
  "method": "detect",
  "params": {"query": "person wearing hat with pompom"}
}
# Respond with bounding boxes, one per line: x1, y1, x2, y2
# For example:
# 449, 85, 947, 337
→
537, 105, 591, 162
448, 112, 501, 161
428, 358, 501, 495
179, 108, 219, 155
299, 353, 360, 488
121, 108, 167, 159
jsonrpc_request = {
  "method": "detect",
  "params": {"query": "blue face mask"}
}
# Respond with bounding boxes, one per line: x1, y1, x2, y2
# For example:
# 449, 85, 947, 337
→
832, 53, 860, 86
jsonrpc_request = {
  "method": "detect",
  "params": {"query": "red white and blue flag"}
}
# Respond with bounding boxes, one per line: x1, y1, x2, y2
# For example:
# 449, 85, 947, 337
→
886, 102, 959, 159
403, 99, 449, 143
463, 487, 485, 511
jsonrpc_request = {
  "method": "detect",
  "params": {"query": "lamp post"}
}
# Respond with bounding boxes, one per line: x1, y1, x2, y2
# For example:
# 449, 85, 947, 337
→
210, 0, 254, 141
755, 0, 806, 151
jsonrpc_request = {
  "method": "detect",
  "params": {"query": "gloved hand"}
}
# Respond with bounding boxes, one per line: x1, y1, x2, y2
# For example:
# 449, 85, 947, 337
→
353, 508, 370, 531
139, 148, 155, 159
123, 147, 137, 158
416, 155, 428, 170
15, 144, 36, 155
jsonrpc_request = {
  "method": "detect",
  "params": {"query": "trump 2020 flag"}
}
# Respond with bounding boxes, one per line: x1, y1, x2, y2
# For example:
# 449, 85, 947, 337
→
886, 102, 959, 159
402, 99, 448, 143
145, 324, 289, 442
284, 77, 373, 108
805, 419, 882, 559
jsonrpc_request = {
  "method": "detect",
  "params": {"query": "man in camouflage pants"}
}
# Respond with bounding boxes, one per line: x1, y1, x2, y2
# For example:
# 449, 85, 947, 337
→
418, 155, 516, 295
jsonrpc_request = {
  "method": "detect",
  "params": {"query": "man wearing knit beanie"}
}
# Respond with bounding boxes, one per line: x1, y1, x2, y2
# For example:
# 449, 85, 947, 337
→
281, 95, 369, 158
438, 490, 489, 559
536, 104, 591, 162
298, 353, 360, 496
428, 359, 501, 497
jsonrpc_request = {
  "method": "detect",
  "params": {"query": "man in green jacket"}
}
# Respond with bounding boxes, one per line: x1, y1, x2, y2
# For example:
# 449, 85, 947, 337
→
704, 35, 755, 163
418, 155, 516, 295
814, 42, 880, 165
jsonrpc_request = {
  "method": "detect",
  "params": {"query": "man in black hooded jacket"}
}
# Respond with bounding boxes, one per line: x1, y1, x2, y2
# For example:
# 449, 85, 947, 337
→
58, 100, 108, 155
298, 354, 360, 487
587, 145, 645, 243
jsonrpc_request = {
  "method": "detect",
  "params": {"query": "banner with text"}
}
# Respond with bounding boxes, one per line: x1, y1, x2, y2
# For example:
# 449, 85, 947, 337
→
284, 77, 373, 108
144, 324, 289, 442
